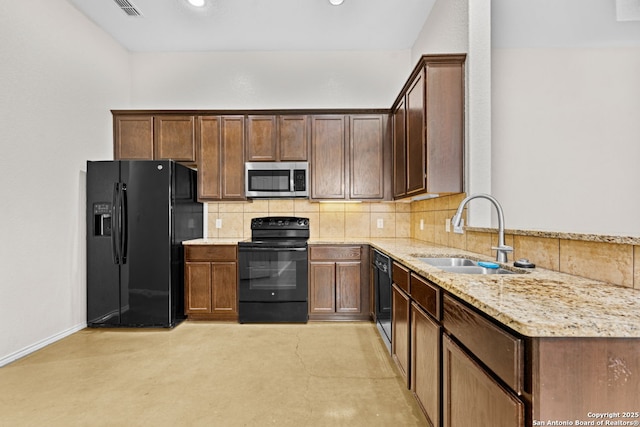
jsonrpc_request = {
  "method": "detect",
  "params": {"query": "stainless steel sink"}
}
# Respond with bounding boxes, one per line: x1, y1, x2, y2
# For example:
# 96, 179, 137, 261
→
439, 266, 517, 275
417, 257, 477, 267
416, 257, 520, 275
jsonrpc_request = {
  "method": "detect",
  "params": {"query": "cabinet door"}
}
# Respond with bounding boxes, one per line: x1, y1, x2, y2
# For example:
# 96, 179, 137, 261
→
425, 61, 464, 193
411, 302, 441, 427
309, 262, 336, 313
311, 115, 346, 199
197, 116, 222, 200
220, 116, 245, 200
279, 115, 308, 161
335, 261, 361, 313
392, 284, 410, 385
211, 262, 237, 314
114, 115, 154, 160
442, 334, 525, 427
185, 262, 212, 313
350, 115, 385, 200
406, 70, 426, 195
392, 98, 407, 198
154, 115, 196, 162
246, 115, 277, 161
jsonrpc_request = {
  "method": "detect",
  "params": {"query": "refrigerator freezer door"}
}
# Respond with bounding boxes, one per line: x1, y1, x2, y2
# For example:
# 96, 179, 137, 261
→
87, 161, 122, 326
119, 161, 173, 326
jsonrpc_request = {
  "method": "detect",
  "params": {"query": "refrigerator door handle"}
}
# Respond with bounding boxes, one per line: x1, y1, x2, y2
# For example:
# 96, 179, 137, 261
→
120, 183, 128, 264
111, 182, 120, 264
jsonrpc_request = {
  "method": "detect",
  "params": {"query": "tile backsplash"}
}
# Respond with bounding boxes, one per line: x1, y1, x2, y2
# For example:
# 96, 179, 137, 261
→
206, 194, 639, 290
206, 199, 411, 240
410, 194, 640, 290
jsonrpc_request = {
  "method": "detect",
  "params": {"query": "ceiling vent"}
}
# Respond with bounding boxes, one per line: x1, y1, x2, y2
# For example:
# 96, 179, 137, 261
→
113, 0, 142, 16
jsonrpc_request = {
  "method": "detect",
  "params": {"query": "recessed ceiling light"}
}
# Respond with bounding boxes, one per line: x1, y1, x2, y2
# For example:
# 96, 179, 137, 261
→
187, 0, 205, 7
329, 0, 344, 5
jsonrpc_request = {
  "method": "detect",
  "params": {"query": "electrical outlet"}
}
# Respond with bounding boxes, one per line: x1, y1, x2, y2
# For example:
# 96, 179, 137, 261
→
215, 218, 222, 229
419, 219, 424, 230
376, 218, 384, 229
446, 218, 451, 233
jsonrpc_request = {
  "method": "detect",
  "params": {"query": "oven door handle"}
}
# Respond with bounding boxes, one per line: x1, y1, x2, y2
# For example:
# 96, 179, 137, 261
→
239, 246, 308, 252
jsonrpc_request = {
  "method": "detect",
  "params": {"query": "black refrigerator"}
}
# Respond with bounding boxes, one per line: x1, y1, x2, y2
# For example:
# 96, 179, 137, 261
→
86, 160, 203, 328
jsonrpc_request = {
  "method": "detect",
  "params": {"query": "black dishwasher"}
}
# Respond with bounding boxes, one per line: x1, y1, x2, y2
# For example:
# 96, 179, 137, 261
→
373, 249, 392, 352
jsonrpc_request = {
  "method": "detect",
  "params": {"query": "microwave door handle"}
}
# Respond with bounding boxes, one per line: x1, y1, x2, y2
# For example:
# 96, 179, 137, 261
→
290, 171, 295, 194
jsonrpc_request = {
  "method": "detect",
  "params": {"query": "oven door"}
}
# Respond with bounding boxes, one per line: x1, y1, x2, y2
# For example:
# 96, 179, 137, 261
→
238, 245, 308, 302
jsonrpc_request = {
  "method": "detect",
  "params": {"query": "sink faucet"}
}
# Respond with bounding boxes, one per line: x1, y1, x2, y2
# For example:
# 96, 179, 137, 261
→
451, 193, 513, 263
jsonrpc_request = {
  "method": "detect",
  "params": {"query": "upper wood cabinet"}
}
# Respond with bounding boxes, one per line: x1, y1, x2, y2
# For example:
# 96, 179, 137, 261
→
197, 115, 245, 201
279, 115, 309, 161
114, 115, 154, 160
350, 115, 386, 200
310, 115, 347, 199
114, 114, 196, 163
246, 115, 308, 162
311, 114, 389, 201
392, 54, 465, 199
392, 98, 407, 198
406, 70, 426, 195
425, 59, 464, 193
154, 116, 196, 162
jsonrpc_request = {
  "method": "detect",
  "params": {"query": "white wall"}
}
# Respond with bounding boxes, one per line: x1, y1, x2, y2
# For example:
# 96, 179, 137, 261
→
127, 50, 411, 109
492, 47, 640, 235
0, 0, 130, 365
491, 0, 640, 236
411, 0, 469, 61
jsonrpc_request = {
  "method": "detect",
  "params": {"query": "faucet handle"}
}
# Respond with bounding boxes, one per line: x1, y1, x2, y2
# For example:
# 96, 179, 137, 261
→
492, 245, 513, 263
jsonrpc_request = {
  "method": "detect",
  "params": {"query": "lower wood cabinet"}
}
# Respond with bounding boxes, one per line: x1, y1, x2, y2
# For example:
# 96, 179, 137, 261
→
411, 302, 441, 427
390, 263, 522, 427
308, 245, 369, 320
184, 244, 238, 321
391, 262, 411, 388
392, 284, 410, 386
442, 334, 524, 427
388, 258, 640, 427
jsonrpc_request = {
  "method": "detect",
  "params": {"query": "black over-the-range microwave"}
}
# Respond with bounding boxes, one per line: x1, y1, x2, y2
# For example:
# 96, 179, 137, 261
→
245, 162, 309, 198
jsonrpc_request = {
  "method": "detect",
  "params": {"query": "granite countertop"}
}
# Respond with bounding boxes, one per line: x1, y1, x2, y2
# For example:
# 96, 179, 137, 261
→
184, 237, 640, 338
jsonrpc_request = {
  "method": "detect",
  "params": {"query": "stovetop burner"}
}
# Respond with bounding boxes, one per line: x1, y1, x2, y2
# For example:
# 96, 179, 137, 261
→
246, 216, 310, 243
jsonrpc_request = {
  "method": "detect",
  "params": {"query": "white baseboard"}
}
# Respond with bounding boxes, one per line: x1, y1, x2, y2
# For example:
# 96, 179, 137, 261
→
0, 322, 87, 368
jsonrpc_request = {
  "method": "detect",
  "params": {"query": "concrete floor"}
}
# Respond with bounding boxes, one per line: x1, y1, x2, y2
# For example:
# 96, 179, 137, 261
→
0, 321, 427, 426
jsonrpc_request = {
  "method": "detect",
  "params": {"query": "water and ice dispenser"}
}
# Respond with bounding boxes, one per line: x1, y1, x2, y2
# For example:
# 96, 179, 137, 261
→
93, 203, 112, 236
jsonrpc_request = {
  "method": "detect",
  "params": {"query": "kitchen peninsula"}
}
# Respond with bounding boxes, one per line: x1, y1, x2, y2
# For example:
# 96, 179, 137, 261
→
184, 235, 640, 427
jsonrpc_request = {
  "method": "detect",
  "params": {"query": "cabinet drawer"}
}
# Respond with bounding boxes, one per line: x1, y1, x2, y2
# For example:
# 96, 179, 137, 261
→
185, 245, 237, 262
309, 246, 361, 261
410, 273, 440, 320
392, 262, 410, 293
442, 294, 524, 394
